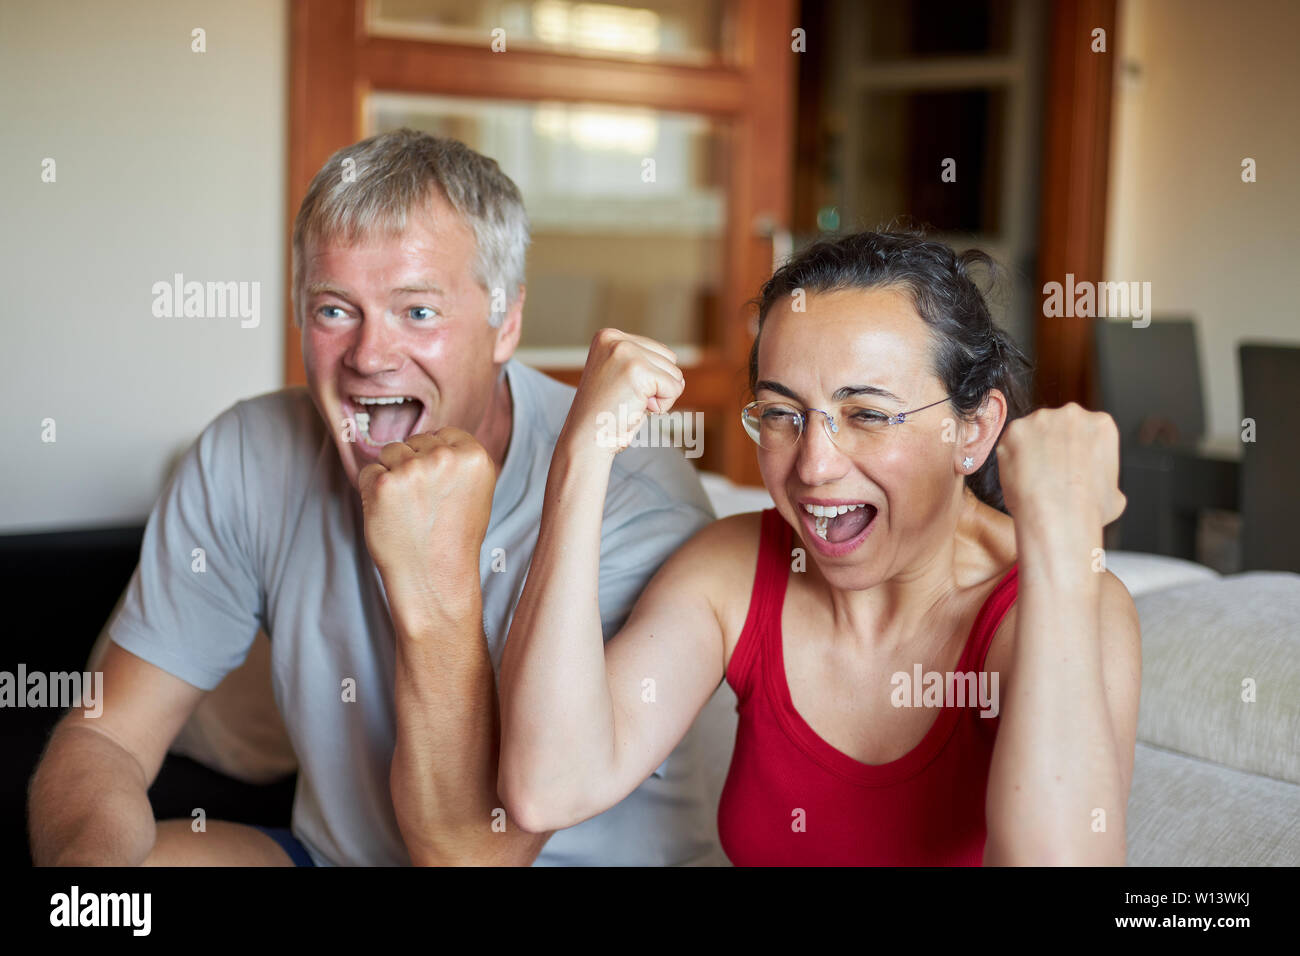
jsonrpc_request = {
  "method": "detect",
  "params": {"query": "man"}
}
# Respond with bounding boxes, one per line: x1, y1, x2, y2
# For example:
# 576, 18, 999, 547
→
28, 128, 718, 866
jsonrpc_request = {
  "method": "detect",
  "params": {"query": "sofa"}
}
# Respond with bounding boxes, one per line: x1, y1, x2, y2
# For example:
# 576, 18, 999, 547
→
1, 526, 296, 866
8, 474, 1297, 866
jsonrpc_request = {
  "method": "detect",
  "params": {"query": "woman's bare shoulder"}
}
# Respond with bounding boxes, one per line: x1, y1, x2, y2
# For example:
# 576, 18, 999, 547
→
964, 498, 1020, 674
669, 510, 765, 575
660, 510, 766, 630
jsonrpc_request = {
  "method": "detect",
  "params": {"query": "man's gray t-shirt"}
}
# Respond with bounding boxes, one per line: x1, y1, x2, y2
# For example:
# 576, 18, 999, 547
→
108, 359, 719, 866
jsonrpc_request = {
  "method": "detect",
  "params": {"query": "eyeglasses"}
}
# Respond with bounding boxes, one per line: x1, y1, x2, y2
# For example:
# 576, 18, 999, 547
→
740, 395, 953, 454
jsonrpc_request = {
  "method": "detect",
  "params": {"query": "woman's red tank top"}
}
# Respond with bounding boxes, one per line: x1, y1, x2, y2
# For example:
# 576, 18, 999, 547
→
718, 508, 1018, 866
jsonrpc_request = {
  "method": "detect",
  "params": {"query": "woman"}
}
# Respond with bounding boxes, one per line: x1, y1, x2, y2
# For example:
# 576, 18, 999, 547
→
498, 231, 1141, 865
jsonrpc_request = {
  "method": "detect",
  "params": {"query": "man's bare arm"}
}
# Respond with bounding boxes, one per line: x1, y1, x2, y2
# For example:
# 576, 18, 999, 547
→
28, 643, 205, 865
390, 597, 551, 865
360, 428, 550, 866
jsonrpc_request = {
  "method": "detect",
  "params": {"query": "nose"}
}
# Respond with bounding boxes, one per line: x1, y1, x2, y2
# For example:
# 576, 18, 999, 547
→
347, 312, 403, 376
795, 409, 850, 486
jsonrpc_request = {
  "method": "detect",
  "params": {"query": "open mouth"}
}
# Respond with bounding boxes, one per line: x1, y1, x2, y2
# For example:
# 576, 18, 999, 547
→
348, 395, 426, 448
800, 501, 878, 546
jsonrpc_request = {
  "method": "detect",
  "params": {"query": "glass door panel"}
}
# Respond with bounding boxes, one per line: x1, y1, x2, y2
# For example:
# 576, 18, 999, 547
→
367, 92, 728, 367
367, 0, 733, 64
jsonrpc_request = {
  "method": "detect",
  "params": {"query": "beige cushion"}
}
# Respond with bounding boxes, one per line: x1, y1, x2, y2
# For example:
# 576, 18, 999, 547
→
1105, 550, 1219, 597
1127, 741, 1300, 865
1134, 572, 1300, 784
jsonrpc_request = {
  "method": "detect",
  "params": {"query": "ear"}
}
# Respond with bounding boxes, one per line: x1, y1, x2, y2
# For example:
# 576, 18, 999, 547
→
492, 284, 524, 364
956, 388, 1007, 475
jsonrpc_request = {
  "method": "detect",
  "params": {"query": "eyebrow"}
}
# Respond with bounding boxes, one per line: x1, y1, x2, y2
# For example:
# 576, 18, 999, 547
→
392, 282, 446, 296
305, 282, 352, 298
304, 281, 447, 297
755, 380, 903, 404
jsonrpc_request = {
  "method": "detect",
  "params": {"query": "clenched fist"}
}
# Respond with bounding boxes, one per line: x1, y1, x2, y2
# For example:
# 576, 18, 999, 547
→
996, 403, 1127, 530
358, 428, 496, 611
561, 328, 685, 460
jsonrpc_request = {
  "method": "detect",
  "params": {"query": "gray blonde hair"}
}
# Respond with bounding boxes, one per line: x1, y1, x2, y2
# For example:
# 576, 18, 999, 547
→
292, 128, 530, 327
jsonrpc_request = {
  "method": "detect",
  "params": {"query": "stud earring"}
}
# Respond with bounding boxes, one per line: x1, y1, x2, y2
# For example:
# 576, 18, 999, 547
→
962, 456, 975, 470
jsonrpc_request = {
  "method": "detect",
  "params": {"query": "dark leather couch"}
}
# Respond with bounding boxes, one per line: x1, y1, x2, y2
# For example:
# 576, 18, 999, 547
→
1, 525, 294, 865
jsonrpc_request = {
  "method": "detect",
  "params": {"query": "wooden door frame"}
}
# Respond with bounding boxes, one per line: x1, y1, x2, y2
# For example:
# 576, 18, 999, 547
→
285, 0, 796, 483
1035, 0, 1118, 409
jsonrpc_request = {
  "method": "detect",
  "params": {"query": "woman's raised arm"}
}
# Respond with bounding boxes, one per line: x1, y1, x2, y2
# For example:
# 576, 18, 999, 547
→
497, 329, 729, 833
983, 404, 1142, 865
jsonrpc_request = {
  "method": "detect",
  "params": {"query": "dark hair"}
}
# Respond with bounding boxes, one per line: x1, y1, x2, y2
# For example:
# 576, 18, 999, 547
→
748, 230, 1033, 513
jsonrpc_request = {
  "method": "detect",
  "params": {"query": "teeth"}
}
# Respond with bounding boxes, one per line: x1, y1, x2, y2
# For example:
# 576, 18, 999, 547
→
804, 502, 874, 541
351, 396, 418, 441
802, 502, 866, 516
353, 396, 413, 405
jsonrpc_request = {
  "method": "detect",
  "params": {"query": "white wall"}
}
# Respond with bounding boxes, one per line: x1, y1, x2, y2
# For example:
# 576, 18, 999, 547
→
1106, 0, 1300, 442
0, 0, 286, 532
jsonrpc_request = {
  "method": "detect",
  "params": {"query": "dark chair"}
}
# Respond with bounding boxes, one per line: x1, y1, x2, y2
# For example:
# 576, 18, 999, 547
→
1094, 317, 1206, 448
1093, 318, 1239, 558
0, 525, 294, 865
1239, 343, 1300, 572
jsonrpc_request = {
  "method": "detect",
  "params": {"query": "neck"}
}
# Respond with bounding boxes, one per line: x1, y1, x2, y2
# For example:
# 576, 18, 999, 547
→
476, 364, 514, 474
814, 487, 988, 650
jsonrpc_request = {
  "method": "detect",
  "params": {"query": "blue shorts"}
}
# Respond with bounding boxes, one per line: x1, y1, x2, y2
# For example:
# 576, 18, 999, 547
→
252, 825, 316, 866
